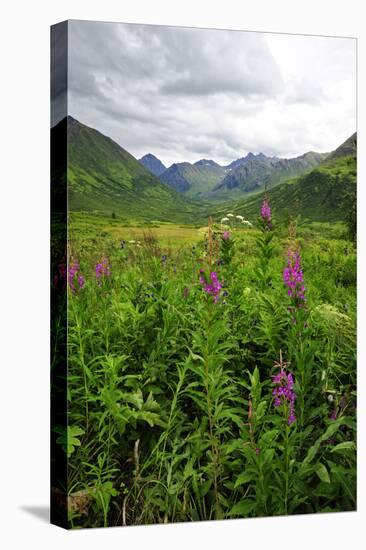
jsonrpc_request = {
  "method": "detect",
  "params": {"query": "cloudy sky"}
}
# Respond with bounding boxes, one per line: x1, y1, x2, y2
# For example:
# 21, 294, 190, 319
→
54, 20, 356, 167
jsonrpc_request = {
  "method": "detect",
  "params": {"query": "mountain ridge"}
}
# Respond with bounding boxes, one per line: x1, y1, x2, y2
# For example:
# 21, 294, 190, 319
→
214, 133, 356, 224
139, 153, 166, 177
209, 150, 328, 199
55, 116, 205, 223
153, 149, 329, 201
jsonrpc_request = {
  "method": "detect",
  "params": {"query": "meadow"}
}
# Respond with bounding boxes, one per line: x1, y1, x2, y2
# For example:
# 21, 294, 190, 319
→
53, 204, 356, 528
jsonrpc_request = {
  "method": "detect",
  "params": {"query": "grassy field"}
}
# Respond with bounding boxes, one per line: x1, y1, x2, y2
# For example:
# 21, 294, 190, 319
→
69, 213, 204, 247
53, 209, 356, 528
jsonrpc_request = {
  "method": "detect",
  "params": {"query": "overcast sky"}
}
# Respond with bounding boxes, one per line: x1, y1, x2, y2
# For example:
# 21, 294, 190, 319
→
57, 20, 356, 167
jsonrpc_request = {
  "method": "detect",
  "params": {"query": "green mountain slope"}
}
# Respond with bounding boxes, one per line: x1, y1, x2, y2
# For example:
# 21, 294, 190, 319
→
57, 116, 205, 223
160, 160, 226, 198
210, 151, 328, 200
213, 134, 356, 224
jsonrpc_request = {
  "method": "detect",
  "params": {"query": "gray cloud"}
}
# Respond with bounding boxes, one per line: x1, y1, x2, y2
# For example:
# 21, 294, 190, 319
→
61, 20, 356, 166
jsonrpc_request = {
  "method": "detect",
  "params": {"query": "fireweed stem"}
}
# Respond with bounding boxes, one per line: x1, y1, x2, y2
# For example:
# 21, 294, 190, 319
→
284, 420, 290, 515
204, 299, 221, 518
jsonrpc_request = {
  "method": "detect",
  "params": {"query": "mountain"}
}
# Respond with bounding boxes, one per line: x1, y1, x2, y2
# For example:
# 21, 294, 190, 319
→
213, 133, 356, 224
324, 132, 356, 162
225, 152, 276, 170
210, 151, 328, 199
160, 160, 226, 198
159, 149, 328, 202
55, 116, 204, 223
139, 153, 166, 177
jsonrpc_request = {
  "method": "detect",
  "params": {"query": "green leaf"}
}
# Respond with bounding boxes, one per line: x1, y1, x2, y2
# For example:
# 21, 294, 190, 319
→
126, 389, 144, 410
55, 425, 85, 458
234, 470, 255, 488
330, 441, 356, 453
316, 463, 331, 484
227, 500, 256, 517
301, 418, 344, 469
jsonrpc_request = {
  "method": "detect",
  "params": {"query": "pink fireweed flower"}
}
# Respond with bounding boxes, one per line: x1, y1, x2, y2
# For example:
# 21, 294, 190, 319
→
272, 369, 297, 425
283, 248, 306, 307
77, 275, 85, 288
261, 198, 271, 223
222, 230, 231, 240
199, 270, 222, 303
95, 257, 111, 285
67, 260, 85, 293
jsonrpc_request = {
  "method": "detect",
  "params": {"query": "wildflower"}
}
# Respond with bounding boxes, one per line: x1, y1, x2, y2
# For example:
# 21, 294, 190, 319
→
272, 369, 297, 425
227, 213, 234, 218
199, 270, 222, 303
67, 260, 85, 293
95, 257, 110, 285
222, 230, 231, 240
242, 219, 253, 227
77, 275, 85, 288
161, 254, 167, 263
236, 215, 244, 221
261, 198, 271, 223
283, 248, 306, 307
220, 217, 230, 224
255, 447, 260, 455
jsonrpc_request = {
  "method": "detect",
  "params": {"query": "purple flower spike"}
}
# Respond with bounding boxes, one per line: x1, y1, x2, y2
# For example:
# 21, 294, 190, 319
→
199, 269, 223, 303
67, 260, 85, 293
261, 198, 271, 223
283, 248, 306, 309
95, 257, 111, 285
272, 368, 297, 425
78, 275, 85, 288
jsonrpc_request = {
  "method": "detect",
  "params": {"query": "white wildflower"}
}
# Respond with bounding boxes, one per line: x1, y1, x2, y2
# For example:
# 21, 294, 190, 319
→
227, 213, 234, 218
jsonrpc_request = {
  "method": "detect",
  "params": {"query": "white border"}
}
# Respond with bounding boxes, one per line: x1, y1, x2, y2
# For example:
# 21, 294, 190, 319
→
0, 1, 364, 548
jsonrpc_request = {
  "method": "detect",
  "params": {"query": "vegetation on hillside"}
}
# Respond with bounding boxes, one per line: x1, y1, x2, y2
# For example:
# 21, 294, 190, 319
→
55, 117, 206, 223
215, 153, 356, 237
